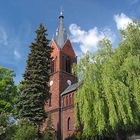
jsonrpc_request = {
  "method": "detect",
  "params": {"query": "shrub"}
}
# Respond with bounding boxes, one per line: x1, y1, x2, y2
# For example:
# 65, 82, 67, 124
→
13, 119, 37, 140
0, 113, 17, 140
42, 131, 54, 140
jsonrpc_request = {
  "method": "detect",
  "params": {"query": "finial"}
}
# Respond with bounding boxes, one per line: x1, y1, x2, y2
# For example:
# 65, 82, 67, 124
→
60, 6, 64, 17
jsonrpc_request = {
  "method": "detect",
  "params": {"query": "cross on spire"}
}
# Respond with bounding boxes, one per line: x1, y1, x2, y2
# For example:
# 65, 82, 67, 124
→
60, 6, 64, 16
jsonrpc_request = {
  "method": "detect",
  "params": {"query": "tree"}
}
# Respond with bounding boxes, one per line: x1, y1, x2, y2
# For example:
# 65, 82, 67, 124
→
75, 21, 140, 140
13, 119, 37, 140
0, 112, 17, 140
17, 24, 52, 127
0, 66, 17, 114
0, 66, 18, 140
42, 114, 55, 140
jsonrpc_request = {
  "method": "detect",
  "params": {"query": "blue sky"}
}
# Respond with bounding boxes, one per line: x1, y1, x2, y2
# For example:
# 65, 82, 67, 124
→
0, 0, 140, 83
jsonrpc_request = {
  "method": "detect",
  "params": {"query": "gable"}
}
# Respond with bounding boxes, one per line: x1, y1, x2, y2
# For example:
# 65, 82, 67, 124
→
50, 39, 59, 58
62, 40, 76, 58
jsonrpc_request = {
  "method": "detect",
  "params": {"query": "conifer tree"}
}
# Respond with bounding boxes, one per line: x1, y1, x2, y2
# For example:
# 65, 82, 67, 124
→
17, 24, 52, 126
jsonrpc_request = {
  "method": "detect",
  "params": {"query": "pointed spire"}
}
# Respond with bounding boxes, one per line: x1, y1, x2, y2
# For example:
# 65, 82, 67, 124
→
54, 9, 67, 48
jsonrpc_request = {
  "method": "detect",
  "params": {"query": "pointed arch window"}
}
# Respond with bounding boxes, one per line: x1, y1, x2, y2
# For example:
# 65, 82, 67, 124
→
51, 57, 56, 74
49, 94, 52, 107
51, 60, 55, 73
63, 96, 65, 107
67, 117, 71, 130
72, 93, 74, 104
69, 94, 71, 105
66, 57, 71, 73
66, 95, 68, 106
62, 55, 65, 71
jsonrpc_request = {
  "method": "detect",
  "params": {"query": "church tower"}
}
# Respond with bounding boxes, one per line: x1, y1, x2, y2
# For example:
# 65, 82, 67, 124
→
45, 11, 77, 140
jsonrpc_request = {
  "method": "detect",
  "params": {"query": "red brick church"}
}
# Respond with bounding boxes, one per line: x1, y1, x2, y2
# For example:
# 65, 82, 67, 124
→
45, 11, 78, 140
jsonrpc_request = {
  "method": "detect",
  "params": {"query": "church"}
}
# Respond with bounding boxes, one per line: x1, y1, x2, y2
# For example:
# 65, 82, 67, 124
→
44, 11, 78, 140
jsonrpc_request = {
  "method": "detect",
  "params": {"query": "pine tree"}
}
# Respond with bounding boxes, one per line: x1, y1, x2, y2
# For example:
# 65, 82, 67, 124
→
17, 24, 52, 126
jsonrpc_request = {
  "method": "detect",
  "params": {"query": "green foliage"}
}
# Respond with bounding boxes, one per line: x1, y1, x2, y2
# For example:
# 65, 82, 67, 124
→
0, 67, 18, 139
0, 113, 7, 137
0, 113, 8, 127
13, 119, 37, 140
42, 114, 55, 140
3, 123, 17, 140
17, 24, 52, 125
75, 21, 140, 138
42, 131, 54, 140
0, 113, 17, 140
0, 66, 17, 114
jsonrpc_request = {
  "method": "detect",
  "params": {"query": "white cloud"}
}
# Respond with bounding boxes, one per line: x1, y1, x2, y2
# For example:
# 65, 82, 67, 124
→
132, 0, 139, 4
0, 25, 29, 62
14, 50, 21, 59
114, 13, 132, 30
69, 24, 115, 53
0, 27, 8, 46
129, 0, 139, 5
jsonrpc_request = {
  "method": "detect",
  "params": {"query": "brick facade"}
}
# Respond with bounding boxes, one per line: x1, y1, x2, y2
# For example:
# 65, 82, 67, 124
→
44, 12, 78, 140
61, 91, 75, 139
44, 39, 77, 140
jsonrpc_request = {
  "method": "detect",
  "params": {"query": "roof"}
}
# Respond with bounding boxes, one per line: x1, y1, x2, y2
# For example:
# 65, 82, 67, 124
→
54, 11, 68, 48
61, 82, 79, 96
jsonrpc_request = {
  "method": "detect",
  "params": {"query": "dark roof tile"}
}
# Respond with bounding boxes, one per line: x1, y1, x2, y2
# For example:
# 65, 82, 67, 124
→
61, 82, 79, 96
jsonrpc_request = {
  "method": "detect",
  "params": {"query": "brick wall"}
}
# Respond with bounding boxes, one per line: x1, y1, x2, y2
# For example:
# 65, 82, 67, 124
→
44, 39, 77, 140
61, 92, 75, 140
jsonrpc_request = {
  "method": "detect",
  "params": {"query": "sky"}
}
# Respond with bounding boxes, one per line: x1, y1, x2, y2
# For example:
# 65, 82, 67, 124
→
0, 0, 140, 83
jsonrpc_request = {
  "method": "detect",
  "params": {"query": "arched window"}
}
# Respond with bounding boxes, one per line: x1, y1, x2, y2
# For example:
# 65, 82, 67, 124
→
66, 95, 68, 106
51, 56, 57, 73
69, 94, 71, 105
51, 60, 54, 73
63, 97, 65, 107
67, 117, 71, 130
62, 55, 65, 71
66, 57, 71, 73
49, 94, 52, 107
72, 93, 74, 104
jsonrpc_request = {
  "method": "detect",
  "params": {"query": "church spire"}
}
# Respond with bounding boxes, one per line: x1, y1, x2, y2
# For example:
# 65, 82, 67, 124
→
54, 10, 67, 48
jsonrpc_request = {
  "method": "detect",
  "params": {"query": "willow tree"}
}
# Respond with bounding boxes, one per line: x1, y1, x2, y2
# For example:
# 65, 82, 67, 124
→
75, 21, 140, 140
